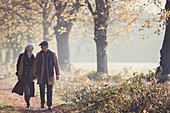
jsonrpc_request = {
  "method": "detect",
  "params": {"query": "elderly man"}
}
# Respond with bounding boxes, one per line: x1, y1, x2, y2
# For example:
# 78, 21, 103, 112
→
32, 41, 60, 110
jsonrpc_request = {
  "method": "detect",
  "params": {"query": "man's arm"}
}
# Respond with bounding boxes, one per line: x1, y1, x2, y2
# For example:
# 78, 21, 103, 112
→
53, 53, 60, 80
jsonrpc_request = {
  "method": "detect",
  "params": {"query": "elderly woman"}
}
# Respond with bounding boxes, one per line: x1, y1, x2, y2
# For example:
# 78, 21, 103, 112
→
12, 45, 35, 108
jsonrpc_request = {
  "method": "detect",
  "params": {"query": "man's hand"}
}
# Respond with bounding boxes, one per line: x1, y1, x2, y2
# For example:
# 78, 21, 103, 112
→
56, 75, 59, 80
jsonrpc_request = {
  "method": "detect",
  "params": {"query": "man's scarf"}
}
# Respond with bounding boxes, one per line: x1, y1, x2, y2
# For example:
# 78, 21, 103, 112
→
36, 50, 54, 78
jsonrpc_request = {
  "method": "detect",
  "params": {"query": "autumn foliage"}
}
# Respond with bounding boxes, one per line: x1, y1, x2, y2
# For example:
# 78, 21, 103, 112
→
56, 71, 169, 112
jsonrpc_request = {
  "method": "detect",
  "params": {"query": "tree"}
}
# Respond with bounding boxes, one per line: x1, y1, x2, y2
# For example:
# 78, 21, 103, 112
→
0, 0, 42, 64
157, 0, 170, 75
83, 0, 146, 73
32, 0, 55, 41
0, 0, 28, 64
53, 0, 81, 71
138, 0, 169, 75
19, 0, 56, 41
85, 0, 109, 73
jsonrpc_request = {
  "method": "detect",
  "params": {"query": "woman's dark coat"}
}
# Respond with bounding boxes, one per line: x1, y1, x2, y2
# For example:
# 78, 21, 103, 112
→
12, 52, 35, 97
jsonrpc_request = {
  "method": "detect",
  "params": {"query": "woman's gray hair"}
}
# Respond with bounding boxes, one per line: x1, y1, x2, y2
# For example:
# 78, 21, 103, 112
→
25, 44, 33, 52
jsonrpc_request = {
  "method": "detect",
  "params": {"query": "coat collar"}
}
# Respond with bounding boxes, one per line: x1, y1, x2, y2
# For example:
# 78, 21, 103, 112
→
41, 49, 50, 53
41, 50, 50, 64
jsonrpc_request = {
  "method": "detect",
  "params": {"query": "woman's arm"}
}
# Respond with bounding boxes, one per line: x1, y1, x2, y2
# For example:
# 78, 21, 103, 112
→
16, 54, 23, 76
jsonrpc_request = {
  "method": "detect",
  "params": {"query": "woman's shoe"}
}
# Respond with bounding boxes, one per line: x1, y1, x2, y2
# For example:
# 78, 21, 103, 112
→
41, 104, 44, 108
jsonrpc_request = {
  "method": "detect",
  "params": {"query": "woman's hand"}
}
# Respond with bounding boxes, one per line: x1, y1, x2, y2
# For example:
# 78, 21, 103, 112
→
56, 75, 59, 80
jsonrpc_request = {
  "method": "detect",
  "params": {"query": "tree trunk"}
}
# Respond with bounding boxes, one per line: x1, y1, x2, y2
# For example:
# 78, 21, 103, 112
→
94, 21, 108, 74
94, 0, 109, 74
95, 31, 108, 74
54, 21, 73, 71
5, 49, 11, 64
12, 47, 23, 64
0, 50, 6, 63
5, 49, 12, 70
53, 0, 81, 71
43, 25, 49, 41
0, 50, 2, 63
159, 1, 170, 75
43, 8, 50, 41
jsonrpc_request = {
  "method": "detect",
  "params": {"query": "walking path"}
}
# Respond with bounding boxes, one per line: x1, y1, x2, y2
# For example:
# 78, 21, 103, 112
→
0, 75, 74, 113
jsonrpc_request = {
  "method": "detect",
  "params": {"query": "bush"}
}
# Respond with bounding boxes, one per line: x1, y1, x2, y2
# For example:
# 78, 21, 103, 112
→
71, 78, 169, 112
87, 71, 107, 81
156, 74, 169, 83
132, 70, 169, 83
61, 71, 169, 112
58, 71, 169, 112
86, 71, 122, 82
154, 66, 170, 83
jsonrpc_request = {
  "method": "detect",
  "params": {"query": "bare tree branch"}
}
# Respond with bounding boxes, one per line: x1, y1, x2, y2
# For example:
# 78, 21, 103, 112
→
85, 0, 94, 15
49, 13, 56, 26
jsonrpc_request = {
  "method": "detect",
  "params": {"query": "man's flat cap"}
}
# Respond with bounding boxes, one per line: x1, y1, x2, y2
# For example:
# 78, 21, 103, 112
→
39, 41, 48, 46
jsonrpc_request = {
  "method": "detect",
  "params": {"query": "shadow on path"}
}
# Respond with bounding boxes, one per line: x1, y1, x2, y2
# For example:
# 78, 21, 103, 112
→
0, 104, 79, 113
19, 104, 78, 113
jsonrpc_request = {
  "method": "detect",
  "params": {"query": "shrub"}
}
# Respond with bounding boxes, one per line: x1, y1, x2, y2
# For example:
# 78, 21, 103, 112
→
132, 70, 169, 83
86, 71, 123, 82
87, 71, 107, 81
58, 71, 169, 112
71, 78, 169, 112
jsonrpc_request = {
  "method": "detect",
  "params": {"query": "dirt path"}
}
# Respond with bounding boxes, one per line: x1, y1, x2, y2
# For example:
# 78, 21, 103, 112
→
0, 76, 74, 113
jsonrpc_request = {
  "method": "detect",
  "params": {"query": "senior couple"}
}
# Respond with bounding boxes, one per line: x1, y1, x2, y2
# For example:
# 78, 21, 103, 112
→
12, 41, 60, 110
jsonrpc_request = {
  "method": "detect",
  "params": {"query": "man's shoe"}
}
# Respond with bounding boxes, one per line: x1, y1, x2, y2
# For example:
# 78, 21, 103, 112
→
48, 106, 52, 110
26, 103, 30, 109
26, 106, 30, 109
41, 104, 44, 108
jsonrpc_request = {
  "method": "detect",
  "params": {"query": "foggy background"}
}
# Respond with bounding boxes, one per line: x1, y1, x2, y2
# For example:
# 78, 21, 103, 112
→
0, 0, 166, 73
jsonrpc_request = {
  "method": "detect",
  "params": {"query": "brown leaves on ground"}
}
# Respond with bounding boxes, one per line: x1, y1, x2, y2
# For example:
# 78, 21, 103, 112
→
0, 75, 75, 113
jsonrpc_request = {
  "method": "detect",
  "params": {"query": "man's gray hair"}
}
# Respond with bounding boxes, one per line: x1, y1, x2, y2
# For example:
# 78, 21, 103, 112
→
25, 44, 33, 52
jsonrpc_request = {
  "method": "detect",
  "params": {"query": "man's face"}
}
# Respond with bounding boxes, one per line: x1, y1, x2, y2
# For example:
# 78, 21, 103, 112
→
28, 46, 34, 53
41, 45, 48, 51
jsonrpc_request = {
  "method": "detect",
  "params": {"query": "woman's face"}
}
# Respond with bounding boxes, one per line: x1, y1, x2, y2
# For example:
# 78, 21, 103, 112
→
28, 46, 34, 53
